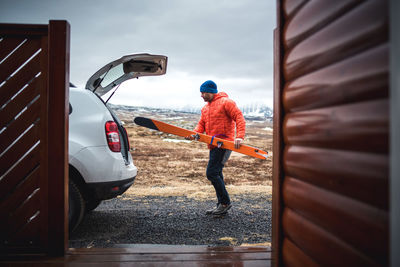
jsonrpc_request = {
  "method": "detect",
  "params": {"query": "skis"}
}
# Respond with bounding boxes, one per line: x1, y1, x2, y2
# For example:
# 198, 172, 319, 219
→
134, 117, 268, 160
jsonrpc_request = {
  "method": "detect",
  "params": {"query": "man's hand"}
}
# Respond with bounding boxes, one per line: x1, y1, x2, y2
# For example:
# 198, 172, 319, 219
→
185, 134, 199, 141
185, 135, 194, 140
234, 138, 243, 149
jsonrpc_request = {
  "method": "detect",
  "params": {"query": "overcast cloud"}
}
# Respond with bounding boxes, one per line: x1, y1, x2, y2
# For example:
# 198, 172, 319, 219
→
0, 0, 276, 109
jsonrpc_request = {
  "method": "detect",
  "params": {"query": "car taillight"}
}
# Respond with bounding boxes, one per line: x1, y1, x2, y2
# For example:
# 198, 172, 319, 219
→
105, 121, 121, 152
123, 127, 130, 151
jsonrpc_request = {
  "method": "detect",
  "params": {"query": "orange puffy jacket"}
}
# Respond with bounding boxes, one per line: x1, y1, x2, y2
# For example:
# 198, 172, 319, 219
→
194, 92, 245, 148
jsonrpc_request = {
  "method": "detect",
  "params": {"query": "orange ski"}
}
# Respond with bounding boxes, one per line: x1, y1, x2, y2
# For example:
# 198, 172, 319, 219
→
134, 117, 268, 160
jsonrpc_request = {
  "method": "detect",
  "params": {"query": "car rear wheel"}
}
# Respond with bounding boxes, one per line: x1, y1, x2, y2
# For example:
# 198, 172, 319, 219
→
86, 199, 102, 212
69, 180, 85, 233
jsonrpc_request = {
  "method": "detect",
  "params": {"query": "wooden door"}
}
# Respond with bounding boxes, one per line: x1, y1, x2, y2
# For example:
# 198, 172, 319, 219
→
273, 1, 389, 266
0, 21, 70, 256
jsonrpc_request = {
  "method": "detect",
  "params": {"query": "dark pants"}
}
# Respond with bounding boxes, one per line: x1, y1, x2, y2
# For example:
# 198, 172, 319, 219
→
206, 148, 232, 205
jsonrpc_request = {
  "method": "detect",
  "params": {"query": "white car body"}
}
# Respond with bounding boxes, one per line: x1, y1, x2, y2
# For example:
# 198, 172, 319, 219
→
69, 88, 137, 184
68, 53, 167, 232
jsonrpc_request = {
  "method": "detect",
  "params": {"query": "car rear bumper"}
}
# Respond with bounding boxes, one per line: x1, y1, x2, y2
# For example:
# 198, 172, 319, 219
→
86, 176, 136, 200
69, 146, 138, 184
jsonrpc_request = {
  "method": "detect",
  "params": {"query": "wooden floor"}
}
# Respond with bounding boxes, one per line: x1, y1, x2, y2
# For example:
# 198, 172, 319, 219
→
1, 245, 271, 266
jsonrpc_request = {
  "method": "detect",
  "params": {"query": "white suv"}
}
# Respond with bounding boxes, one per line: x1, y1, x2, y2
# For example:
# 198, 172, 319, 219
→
68, 54, 167, 232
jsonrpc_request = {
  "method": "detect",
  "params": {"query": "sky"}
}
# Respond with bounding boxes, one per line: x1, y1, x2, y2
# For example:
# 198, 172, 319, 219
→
0, 0, 276, 109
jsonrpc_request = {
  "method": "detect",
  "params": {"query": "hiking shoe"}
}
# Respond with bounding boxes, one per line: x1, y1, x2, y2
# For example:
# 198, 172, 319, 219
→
206, 204, 220, 215
212, 204, 232, 215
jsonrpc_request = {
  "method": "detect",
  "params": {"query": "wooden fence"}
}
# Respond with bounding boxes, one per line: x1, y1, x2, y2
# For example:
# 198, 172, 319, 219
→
0, 21, 70, 256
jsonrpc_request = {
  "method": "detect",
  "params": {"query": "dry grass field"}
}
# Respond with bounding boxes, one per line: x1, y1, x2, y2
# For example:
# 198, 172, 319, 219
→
116, 108, 273, 201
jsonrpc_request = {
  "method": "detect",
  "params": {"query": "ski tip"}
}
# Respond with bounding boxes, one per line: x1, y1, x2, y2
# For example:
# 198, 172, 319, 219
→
134, 117, 159, 131
133, 116, 144, 125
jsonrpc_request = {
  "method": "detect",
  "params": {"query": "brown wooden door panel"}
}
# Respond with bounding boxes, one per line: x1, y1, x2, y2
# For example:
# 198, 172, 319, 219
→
284, 145, 388, 209
283, 0, 362, 50
283, 209, 379, 266
0, 123, 40, 176
1, 21, 69, 255
6, 187, 41, 235
0, 38, 41, 84
282, 0, 307, 19
0, 54, 41, 107
0, 98, 40, 153
283, 99, 388, 153
282, 239, 319, 267
284, 0, 388, 81
0, 167, 40, 216
0, 146, 40, 199
283, 177, 388, 261
283, 44, 388, 112
1, 169, 40, 219
9, 211, 41, 246
0, 80, 40, 129
275, 0, 389, 265
0, 37, 25, 61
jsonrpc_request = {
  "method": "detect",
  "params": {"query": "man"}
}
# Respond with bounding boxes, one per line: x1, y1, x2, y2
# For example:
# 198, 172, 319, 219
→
186, 80, 246, 215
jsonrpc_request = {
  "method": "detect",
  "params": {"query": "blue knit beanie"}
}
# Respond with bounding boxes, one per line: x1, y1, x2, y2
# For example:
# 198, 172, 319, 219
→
200, 80, 218, 94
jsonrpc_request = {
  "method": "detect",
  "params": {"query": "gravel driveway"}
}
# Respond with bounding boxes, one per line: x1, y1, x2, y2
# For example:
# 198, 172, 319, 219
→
69, 194, 272, 248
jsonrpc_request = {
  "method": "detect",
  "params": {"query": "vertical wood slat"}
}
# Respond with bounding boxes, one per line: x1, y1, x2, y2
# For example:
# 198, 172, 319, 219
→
390, 1, 400, 266
37, 29, 50, 256
47, 20, 70, 256
272, 0, 284, 266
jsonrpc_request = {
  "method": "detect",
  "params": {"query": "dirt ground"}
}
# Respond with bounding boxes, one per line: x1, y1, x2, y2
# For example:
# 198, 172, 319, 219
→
117, 109, 273, 200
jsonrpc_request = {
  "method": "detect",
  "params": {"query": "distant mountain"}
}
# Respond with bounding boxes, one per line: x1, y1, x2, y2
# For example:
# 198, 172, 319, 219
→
240, 103, 273, 121
108, 103, 176, 114
176, 103, 273, 121
108, 103, 273, 121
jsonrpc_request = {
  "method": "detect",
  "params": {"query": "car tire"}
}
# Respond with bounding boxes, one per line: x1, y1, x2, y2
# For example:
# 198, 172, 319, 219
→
69, 180, 85, 233
86, 199, 102, 212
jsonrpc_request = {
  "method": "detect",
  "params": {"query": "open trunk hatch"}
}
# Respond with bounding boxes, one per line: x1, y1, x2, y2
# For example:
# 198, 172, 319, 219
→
85, 53, 167, 96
